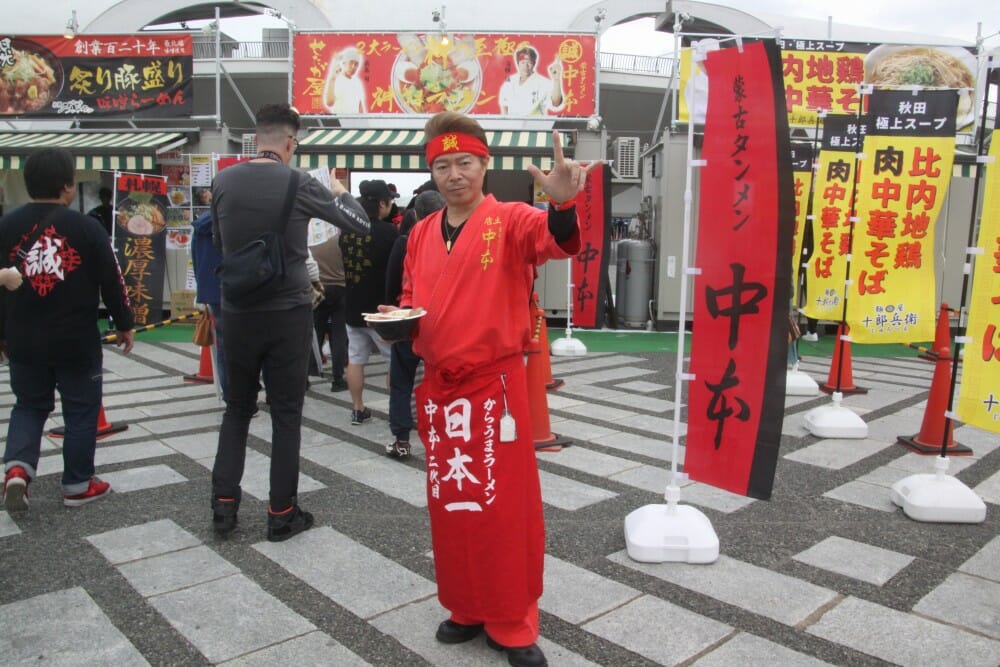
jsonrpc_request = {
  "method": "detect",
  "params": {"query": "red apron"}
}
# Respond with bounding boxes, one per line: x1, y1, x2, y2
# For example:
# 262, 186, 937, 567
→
417, 353, 544, 622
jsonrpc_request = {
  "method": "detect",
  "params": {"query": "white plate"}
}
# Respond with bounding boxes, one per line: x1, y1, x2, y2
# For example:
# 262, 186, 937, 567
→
364, 309, 427, 323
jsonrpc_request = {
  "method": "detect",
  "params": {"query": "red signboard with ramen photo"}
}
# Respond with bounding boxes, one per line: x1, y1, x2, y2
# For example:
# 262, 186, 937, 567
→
293, 32, 596, 119
0, 34, 192, 118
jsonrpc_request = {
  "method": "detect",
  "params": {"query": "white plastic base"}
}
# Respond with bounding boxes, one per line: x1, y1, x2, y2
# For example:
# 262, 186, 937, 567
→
551, 335, 587, 356
803, 392, 868, 438
786, 365, 819, 396
890, 457, 987, 523
624, 503, 720, 563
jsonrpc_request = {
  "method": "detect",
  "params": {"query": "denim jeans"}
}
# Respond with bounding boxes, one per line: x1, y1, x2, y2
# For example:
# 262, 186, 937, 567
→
212, 304, 312, 511
4, 356, 102, 494
388, 340, 421, 442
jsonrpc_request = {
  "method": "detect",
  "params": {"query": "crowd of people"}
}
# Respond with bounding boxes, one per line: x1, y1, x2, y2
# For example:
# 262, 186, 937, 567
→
1, 103, 596, 667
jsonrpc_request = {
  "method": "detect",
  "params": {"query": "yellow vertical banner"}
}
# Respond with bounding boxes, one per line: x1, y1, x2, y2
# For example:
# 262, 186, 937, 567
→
847, 89, 958, 343
802, 115, 861, 322
957, 119, 1000, 433
790, 143, 815, 307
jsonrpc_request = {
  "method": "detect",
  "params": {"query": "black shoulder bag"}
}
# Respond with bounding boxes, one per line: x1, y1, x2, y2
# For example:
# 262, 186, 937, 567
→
216, 170, 300, 307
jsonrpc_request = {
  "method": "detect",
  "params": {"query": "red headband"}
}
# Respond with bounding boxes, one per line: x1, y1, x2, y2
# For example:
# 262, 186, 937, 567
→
425, 132, 490, 166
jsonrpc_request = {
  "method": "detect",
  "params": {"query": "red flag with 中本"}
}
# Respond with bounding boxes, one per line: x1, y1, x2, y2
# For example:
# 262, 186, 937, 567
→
570, 164, 611, 327
685, 40, 794, 499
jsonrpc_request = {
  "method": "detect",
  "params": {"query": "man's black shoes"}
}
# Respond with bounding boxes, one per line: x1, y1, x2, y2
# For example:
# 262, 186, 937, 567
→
487, 636, 548, 667
266, 504, 314, 542
212, 496, 239, 536
435, 619, 484, 644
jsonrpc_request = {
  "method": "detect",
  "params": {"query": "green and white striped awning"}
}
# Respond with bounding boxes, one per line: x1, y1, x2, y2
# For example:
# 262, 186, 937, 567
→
952, 163, 979, 178
296, 128, 559, 171
0, 131, 190, 170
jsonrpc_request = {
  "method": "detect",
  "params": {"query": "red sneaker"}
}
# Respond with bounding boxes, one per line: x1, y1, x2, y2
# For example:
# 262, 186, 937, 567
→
63, 477, 112, 507
3, 466, 30, 511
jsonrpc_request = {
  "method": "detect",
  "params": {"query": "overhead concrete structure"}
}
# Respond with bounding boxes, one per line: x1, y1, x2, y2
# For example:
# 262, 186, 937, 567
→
656, 0, 975, 46
5, 1, 666, 37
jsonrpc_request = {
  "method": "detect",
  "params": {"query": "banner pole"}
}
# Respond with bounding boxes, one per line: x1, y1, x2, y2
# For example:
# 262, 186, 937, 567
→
801, 97, 869, 437
887, 64, 992, 523
671, 47, 699, 494
832, 87, 870, 393
939, 65, 995, 457
550, 263, 587, 356
785, 114, 825, 397
623, 34, 719, 564
797, 113, 824, 330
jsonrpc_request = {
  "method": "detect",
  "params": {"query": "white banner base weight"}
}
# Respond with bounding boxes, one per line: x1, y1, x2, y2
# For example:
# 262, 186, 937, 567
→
624, 501, 719, 564
551, 335, 587, 356
890, 456, 987, 523
803, 392, 868, 438
786, 364, 820, 396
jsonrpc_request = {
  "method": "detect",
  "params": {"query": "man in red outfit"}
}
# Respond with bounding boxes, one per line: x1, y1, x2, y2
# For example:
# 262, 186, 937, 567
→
383, 111, 596, 667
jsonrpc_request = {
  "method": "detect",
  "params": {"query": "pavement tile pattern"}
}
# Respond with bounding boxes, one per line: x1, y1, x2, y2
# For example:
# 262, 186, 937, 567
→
1, 341, 998, 666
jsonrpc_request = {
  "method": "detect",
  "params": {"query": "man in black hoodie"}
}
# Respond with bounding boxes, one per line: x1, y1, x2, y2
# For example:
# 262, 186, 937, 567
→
0, 148, 135, 512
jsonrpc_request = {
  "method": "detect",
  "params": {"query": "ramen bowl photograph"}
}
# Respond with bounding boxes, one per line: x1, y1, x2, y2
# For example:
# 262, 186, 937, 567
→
864, 45, 977, 128
116, 198, 167, 236
391, 37, 481, 114
0, 38, 62, 115
167, 187, 190, 207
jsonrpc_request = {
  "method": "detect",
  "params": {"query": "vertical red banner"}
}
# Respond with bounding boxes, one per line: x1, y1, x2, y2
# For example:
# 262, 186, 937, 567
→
570, 164, 610, 327
686, 40, 794, 499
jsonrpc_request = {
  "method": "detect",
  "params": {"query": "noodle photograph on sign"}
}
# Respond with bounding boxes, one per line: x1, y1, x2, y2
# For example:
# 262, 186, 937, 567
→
863, 46, 976, 128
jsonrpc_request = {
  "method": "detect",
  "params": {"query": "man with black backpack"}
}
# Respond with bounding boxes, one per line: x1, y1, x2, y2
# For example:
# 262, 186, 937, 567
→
209, 104, 370, 542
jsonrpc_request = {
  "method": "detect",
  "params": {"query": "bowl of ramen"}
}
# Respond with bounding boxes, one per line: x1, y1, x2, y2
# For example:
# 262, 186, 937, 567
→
116, 198, 167, 236
864, 46, 977, 129
392, 50, 481, 114
0, 38, 63, 115
167, 229, 191, 247
167, 187, 189, 207
364, 307, 427, 340
165, 207, 192, 227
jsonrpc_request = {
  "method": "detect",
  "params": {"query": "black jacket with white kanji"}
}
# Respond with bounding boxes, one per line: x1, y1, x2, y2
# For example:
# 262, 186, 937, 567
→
0, 203, 134, 366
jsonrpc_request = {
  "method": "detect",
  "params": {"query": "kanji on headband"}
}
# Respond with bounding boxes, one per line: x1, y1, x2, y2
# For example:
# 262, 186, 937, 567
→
425, 132, 490, 166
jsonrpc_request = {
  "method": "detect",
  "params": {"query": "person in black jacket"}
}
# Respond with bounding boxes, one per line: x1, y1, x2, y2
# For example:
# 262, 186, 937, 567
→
383, 190, 444, 458
1, 148, 135, 512
340, 179, 399, 426
87, 186, 114, 236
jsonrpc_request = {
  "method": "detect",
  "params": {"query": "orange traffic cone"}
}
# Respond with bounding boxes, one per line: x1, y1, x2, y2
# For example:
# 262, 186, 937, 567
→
898, 353, 972, 455
819, 323, 868, 395
919, 302, 953, 362
184, 345, 214, 384
48, 404, 129, 440
531, 294, 564, 391
526, 308, 571, 452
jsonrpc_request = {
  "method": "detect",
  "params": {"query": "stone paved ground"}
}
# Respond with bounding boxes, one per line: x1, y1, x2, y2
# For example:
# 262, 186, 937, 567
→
1, 340, 998, 666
